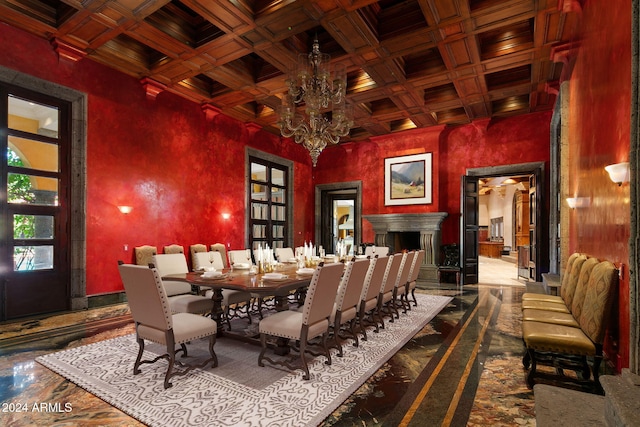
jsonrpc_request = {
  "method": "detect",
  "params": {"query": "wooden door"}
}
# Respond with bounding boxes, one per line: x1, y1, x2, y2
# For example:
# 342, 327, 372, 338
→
461, 176, 479, 284
1, 86, 71, 319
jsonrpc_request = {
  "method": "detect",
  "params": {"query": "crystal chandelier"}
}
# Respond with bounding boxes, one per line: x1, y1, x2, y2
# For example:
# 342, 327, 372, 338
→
278, 37, 353, 166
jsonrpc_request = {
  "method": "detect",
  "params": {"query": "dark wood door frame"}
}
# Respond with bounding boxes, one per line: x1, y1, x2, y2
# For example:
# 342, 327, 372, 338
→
463, 162, 547, 283
315, 181, 362, 253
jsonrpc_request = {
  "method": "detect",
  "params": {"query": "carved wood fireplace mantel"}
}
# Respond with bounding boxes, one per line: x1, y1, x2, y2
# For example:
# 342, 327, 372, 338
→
363, 213, 448, 283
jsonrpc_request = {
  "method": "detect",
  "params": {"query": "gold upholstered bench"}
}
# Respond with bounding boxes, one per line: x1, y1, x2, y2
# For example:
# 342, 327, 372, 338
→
521, 259, 618, 391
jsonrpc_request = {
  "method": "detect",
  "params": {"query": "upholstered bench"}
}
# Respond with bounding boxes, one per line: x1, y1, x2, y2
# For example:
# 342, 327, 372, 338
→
522, 259, 618, 390
522, 256, 598, 324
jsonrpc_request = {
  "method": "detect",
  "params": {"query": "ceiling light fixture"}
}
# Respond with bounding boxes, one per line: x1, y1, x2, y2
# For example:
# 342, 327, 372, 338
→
278, 37, 353, 166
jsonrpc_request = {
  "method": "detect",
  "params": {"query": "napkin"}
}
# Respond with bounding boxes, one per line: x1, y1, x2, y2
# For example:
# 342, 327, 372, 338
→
202, 271, 223, 278
202, 266, 216, 272
262, 273, 287, 280
296, 268, 316, 275
234, 263, 250, 269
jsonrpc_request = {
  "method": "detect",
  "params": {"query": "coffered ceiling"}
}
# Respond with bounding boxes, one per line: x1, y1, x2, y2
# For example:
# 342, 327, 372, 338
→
0, 0, 579, 140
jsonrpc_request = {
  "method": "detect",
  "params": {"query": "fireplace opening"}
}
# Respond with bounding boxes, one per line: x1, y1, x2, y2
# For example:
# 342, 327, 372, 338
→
389, 231, 421, 253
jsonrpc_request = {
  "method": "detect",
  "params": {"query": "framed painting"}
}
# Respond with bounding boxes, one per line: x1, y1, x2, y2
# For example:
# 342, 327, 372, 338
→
384, 153, 432, 205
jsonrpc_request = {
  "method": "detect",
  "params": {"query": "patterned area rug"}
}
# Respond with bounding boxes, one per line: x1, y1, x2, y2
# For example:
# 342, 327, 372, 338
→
37, 294, 451, 427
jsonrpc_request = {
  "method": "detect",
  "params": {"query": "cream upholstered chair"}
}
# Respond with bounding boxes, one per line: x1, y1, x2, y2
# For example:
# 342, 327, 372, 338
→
228, 249, 253, 267
193, 251, 252, 329
392, 251, 416, 316
134, 245, 157, 266
275, 247, 296, 263
364, 246, 389, 258
117, 263, 218, 389
375, 253, 403, 328
210, 243, 228, 268
258, 262, 344, 380
163, 244, 184, 254
330, 257, 370, 355
189, 244, 207, 270
358, 256, 390, 339
151, 254, 212, 315
192, 251, 225, 271
403, 250, 425, 311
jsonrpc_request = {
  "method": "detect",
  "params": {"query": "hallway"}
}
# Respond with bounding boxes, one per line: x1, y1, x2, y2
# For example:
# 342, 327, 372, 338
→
0, 257, 536, 426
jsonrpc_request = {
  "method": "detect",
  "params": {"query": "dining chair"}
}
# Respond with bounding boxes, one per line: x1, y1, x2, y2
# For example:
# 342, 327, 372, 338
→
258, 262, 344, 380
228, 248, 273, 317
364, 246, 389, 258
192, 251, 225, 271
358, 255, 390, 339
228, 249, 254, 267
392, 251, 416, 315
275, 247, 296, 263
190, 251, 252, 330
189, 243, 207, 270
404, 249, 425, 311
150, 253, 212, 315
331, 257, 371, 355
210, 243, 228, 268
134, 245, 157, 266
375, 253, 404, 329
117, 263, 218, 389
163, 244, 184, 254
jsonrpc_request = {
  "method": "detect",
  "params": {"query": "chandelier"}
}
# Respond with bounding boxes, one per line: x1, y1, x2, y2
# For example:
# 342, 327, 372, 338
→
278, 37, 353, 166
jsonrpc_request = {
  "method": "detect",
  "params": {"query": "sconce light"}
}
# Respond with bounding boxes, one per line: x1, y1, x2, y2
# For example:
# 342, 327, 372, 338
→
117, 205, 133, 214
566, 197, 590, 209
221, 213, 231, 220
604, 162, 630, 186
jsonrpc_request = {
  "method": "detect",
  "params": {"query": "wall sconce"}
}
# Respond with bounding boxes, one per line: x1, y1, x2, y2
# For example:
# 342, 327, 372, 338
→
604, 162, 630, 186
117, 205, 133, 214
566, 197, 590, 209
221, 213, 231, 220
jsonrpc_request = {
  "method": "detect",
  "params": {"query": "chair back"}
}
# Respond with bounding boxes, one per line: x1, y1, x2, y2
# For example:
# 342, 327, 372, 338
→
135, 245, 157, 266
360, 256, 390, 303
189, 244, 207, 269
302, 263, 344, 326
228, 249, 253, 266
578, 260, 618, 345
408, 250, 425, 283
152, 253, 189, 275
364, 246, 389, 257
561, 254, 588, 307
275, 247, 295, 262
163, 244, 184, 254
336, 258, 371, 313
210, 243, 228, 268
394, 252, 414, 290
118, 264, 172, 331
193, 251, 225, 270
380, 254, 403, 294
151, 253, 192, 296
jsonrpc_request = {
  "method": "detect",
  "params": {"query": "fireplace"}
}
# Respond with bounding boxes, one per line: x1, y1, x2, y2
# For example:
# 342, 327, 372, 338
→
363, 213, 448, 282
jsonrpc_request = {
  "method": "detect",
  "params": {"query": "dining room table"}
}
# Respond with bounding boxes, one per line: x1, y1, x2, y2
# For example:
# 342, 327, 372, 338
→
164, 262, 319, 353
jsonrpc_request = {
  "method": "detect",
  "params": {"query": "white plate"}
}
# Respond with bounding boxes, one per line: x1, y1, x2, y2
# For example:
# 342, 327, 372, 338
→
233, 263, 251, 269
296, 268, 316, 276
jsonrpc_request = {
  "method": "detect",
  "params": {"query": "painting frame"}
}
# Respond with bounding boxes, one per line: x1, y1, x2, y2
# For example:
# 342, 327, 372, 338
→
384, 153, 432, 206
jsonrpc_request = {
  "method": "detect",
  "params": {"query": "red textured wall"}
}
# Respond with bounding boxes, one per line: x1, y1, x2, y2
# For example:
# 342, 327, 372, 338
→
0, 22, 315, 296
315, 113, 552, 245
566, 0, 631, 371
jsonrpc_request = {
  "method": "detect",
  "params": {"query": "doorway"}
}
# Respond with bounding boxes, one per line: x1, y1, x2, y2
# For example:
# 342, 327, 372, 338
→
462, 162, 547, 284
1, 85, 71, 319
315, 181, 362, 254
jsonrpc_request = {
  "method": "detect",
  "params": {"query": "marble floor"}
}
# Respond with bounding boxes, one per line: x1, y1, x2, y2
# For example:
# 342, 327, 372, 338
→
0, 257, 546, 426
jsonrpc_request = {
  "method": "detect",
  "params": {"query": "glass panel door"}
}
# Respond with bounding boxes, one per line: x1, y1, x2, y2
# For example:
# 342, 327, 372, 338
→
248, 156, 289, 251
1, 86, 71, 319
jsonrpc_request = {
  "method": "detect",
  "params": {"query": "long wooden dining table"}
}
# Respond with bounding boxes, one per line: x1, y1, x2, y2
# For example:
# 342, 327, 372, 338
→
164, 263, 314, 343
